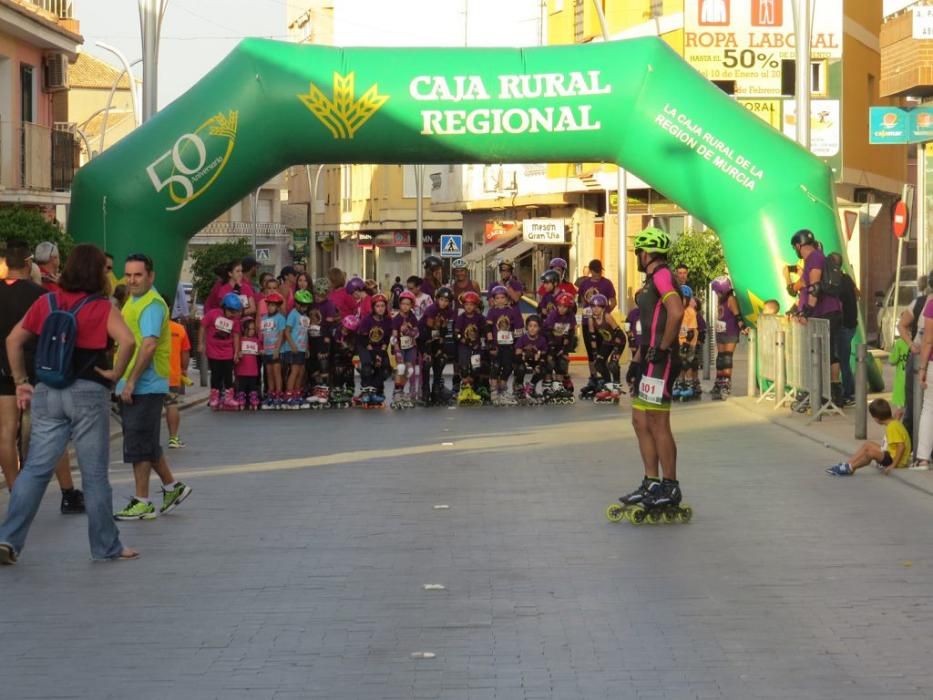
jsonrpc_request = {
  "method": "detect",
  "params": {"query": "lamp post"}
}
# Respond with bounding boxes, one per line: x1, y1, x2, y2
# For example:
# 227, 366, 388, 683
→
305, 164, 325, 276
592, 0, 628, 312
791, 0, 812, 150
138, 0, 168, 122
95, 44, 140, 130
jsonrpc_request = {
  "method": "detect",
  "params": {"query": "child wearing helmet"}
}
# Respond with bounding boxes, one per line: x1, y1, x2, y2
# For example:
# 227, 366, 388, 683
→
260, 291, 286, 409
421, 255, 444, 297
345, 276, 372, 317
355, 294, 392, 407
610, 227, 689, 525
514, 314, 549, 404
307, 278, 339, 407
487, 259, 524, 306
542, 292, 577, 402
673, 285, 701, 401
284, 289, 313, 409
330, 315, 359, 406
538, 257, 577, 299
419, 287, 455, 405
390, 291, 421, 408
235, 318, 261, 410
486, 285, 524, 405
454, 291, 486, 405
200, 292, 243, 410
586, 293, 627, 404
537, 270, 560, 317
579, 260, 618, 398
710, 275, 745, 401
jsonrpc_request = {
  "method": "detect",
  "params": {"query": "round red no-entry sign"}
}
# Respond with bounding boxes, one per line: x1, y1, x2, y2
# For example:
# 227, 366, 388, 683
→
893, 200, 909, 239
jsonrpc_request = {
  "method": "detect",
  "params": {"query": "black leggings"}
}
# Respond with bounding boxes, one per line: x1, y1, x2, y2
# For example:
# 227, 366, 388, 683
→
209, 358, 235, 392
237, 375, 260, 395
490, 344, 515, 381
593, 343, 621, 383
358, 347, 389, 389
548, 348, 570, 378
457, 345, 483, 382
421, 341, 449, 392
514, 355, 546, 387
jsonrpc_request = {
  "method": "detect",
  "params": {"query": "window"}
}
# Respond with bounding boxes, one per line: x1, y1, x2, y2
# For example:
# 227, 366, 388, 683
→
20, 64, 35, 123
341, 165, 352, 213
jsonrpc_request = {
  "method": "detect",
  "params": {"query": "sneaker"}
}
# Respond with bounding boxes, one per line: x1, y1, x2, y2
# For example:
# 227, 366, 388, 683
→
168, 436, 186, 449
0, 543, 16, 566
114, 498, 157, 521
909, 461, 930, 471
843, 396, 856, 408
160, 482, 192, 515
60, 488, 85, 515
825, 463, 853, 476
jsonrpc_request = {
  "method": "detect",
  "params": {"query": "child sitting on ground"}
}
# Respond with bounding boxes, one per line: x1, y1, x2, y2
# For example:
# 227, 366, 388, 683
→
826, 398, 911, 476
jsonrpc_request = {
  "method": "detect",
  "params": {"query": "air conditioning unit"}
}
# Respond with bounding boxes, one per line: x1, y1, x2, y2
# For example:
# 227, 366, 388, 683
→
44, 53, 68, 92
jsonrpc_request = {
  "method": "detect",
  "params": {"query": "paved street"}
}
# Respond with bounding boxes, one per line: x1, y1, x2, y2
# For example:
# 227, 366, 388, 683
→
3, 393, 933, 700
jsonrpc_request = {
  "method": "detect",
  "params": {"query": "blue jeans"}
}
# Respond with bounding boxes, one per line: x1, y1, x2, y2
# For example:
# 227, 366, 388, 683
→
837, 326, 856, 398
0, 380, 123, 560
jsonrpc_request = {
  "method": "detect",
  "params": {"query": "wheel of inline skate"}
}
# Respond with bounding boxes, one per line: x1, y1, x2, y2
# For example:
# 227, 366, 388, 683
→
646, 511, 662, 525
605, 504, 625, 523
662, 510, 677, 524
679, 506, 693, 523
628, 507, 646, 525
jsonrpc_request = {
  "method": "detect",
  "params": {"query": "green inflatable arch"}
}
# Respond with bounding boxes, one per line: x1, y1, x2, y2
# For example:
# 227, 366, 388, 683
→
69, 36, 852, 340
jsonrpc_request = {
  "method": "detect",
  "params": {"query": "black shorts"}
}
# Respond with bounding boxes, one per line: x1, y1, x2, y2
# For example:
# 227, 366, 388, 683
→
0, 376, 13, 397
818, 311, 843, 365
632, 347, 681, 412
120, 393, 165, 464
880, 452, 894, 468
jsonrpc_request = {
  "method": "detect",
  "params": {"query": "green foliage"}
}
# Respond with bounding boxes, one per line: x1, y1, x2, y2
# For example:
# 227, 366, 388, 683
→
0, 207, 73, 260
669, 228, 726, 300
189, 239, 252, 304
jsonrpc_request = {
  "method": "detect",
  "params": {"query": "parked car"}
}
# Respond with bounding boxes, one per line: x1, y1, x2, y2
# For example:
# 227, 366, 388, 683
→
876, 276, 918, 351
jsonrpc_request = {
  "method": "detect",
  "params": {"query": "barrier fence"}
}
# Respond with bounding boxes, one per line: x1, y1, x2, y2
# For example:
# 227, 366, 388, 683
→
755, 315, 843, 421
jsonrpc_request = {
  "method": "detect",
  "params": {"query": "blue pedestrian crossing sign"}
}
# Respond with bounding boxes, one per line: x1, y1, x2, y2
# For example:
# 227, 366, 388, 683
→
440, 234, 462, 258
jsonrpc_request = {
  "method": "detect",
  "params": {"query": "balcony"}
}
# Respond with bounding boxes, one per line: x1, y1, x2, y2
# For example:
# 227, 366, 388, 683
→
190, 221, 289, 245
0, 121, 77, 205
880, 6, 933, 97
24, 0, 73, 18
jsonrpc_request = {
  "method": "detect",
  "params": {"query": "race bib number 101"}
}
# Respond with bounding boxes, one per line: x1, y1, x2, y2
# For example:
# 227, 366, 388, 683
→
638, 375, 665, 405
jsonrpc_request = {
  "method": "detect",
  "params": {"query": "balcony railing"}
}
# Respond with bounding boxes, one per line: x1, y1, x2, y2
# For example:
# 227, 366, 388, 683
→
0, 121, 78, 192
23, 0, 73, 19
193, 221, 289, 238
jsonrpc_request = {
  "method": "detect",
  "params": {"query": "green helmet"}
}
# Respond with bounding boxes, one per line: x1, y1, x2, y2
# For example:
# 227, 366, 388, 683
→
633, 227, 672, 255
294, 289, 313, 305
313, 277, 331, 296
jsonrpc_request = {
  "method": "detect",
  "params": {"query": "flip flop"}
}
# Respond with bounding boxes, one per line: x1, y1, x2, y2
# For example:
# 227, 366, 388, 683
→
0, 543, 17, 566
115, 549, 140, 561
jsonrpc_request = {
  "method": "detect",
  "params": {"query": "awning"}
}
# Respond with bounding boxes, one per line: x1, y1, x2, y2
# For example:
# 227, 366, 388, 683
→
488, 239, 535, 267
461, 236, 512, 265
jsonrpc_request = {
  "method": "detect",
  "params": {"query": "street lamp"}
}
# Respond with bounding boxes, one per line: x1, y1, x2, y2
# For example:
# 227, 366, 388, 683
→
305, 164, 325, 276
138, 0, 168, 122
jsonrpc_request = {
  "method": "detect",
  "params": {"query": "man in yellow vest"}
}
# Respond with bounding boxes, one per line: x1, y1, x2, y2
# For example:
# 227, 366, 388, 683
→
114, 253, 192, 521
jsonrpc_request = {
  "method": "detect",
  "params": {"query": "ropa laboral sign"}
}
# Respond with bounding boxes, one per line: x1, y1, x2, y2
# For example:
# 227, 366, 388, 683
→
522, 219, 565, 243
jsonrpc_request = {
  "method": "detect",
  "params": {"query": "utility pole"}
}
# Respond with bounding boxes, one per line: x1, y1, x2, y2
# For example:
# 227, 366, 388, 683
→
791, 0, 811, 150
138, 0, 168, 122
306, 165, 325, 277
592, 0, 628, 312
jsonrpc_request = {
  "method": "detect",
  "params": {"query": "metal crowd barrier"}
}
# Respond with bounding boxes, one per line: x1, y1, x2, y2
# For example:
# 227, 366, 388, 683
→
754, 314, 843, 421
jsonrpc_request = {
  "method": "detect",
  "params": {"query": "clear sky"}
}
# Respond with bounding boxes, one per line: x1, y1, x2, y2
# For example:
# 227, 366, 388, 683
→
884, 0, 917, 15
76, 0, 542, 108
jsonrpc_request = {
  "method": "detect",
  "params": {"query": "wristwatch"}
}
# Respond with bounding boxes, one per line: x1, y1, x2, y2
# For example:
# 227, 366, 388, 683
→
14, 377, 30, 386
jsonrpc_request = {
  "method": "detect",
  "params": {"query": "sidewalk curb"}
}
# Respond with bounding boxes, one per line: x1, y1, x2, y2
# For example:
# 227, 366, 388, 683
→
106, 395, 210, 443
732, 397, 933, 499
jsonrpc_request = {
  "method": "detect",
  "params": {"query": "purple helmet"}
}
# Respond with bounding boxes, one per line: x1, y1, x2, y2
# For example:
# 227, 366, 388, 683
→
490, 285, 509, 298
548, 257, 568, 271
711, 276, 732, 296
345, 277, 366, 294
590, 293, 608, 308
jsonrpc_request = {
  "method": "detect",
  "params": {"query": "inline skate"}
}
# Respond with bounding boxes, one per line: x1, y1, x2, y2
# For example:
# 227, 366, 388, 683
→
519, 383, 543, 406
619, 479, 693, 525
457, 384, 483, 406
208, 388, 220, 411
221, 388, 240, 412
309, 385, 329, 409
235, 391, 247, 411
709, 378, 723, 401
390, 391, 416, 410
605, 477, 656, 522
594, 383, 621, 405
248, 391, 261, 411
329, 386, 353, 409
672, 379, 687, 400
475, 385, 492, 405
545, 380, 573, 405
579, 377, 600, 401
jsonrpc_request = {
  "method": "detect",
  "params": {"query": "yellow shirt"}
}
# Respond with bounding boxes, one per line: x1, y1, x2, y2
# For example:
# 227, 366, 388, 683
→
679, 306, 698, 347
883, 420, 911, 468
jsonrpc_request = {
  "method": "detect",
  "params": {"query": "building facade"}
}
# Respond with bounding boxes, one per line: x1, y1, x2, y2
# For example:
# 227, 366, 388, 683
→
0, 0, 81, 218
283, 1, 463, 287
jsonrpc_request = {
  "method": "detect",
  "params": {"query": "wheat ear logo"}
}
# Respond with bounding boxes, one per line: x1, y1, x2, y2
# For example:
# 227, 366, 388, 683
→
298, 72, 389, 139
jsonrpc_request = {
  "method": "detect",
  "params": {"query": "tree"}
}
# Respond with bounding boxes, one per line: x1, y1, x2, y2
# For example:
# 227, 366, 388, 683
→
669, 228, 726, 301
189, 239, 253, 304
0, 207, 73, 260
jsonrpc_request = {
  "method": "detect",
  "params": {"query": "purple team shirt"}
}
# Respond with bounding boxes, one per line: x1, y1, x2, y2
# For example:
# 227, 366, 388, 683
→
357, 314, 393, 352
516, 333, 549, 358
544, 309, 577, 346
486, 306, 524, 344
392, 310, 420, 343
799, 248, 842, 316
420, 303, 454, 339
578, 276, 616, 309
308, 299, 339, 339
455, 311, 486, 349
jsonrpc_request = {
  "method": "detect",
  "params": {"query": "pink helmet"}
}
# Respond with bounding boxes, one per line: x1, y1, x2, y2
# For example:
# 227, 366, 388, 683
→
341, 315, 361, 332
399, 291, 416, 303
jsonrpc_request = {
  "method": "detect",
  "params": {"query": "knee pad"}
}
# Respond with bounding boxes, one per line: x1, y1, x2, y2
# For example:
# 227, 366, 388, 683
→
716, 352, 733, 371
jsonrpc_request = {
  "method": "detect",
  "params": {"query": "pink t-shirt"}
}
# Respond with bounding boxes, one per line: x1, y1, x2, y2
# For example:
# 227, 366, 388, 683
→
236, 336, 260, 377
924, 298, 933, 320
201, 308, 240, 360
